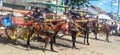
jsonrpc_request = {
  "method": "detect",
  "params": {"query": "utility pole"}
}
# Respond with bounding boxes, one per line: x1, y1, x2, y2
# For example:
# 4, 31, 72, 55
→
117, 0, 120, 16
56, 0, 58, 18
117, 0, 120, 20
111, 0, 113, 14
0, 0, 3, 8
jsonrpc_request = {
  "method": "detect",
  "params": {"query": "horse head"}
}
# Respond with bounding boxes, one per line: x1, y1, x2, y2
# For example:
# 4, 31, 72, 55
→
53, 21, 66, 31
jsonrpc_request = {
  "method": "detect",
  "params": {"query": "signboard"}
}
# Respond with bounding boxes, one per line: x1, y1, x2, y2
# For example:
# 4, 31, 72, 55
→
12, 18, 24, 25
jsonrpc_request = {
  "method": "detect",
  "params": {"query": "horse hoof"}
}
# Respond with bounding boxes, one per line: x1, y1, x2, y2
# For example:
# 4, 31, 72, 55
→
72, 46, 77, 49
107, 40, 110, 42
51, 48, 55, 51
87, 43, 90, 45
26, 47, 30, 50
72, 47, 74, 49
54, 42, 57, 44
75, 47, 78, 49
83, 43, 85, 45
95, 38, 97, 40
105, 40, 109, 42
52, 49, 57, 52
43, 49, 45, 52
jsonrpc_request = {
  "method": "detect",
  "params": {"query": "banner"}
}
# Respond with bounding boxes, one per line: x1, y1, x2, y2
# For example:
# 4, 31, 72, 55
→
12, 18, 24, 25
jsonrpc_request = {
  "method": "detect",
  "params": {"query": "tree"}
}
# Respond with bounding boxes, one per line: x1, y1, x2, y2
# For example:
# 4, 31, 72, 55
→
64, 0, 89, 9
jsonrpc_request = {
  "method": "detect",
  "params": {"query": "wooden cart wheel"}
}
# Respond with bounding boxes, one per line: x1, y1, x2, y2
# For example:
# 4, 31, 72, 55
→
5, 28, 18, 40
76, 31, 84, 37
22, 30, 35, 41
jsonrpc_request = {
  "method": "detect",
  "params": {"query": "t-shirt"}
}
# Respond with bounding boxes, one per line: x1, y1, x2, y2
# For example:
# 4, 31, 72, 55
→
33, 11, 42, 18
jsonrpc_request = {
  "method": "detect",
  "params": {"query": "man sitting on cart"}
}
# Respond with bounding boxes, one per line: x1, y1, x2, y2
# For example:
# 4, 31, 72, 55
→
33, 7, 45, 31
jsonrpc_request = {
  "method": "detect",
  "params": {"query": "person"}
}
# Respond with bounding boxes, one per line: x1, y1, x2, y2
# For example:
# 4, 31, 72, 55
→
33, 7, 44, 22
65, 12, 74, 33
66, 12, 74, 24
26, 11, 34, 20
92, 15, 99, 30
33, 7, 45, 31
80, 12, 84, 20
66, 12, 80, 31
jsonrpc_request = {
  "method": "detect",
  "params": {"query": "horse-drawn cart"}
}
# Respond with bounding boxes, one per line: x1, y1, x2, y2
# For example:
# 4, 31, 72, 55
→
0, 8, 35, 41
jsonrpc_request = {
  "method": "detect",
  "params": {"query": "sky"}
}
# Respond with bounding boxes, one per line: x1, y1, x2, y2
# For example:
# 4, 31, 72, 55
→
89, 0, 120, 14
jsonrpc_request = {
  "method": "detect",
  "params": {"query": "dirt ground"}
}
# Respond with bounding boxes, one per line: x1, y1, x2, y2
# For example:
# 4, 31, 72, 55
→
0, 30, 120, 55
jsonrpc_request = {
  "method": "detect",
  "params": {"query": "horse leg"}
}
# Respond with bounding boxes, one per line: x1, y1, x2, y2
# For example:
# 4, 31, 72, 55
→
26, 30, 34, 49
86, 32, 90, 45
71, 31, 76, 49
43, 37, 51, 52
84, 32, 86, 45
53, 31, 59, 44
26, 34, 30, 49
43, 41, 48, 52
94, 32, 97, 40
50, 38, 55, 51
53, 35, 56, 44
95, 33, 97, 40
105, 32, 110, 42
53, 36, 56, 44
93, 30, 98, 40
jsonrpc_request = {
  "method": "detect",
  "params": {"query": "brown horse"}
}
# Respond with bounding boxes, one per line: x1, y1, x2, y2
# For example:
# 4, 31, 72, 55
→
76, 20, 92, 45
26, 21, 65, 52
91, 20, 110, 42
53, 19, 86, 48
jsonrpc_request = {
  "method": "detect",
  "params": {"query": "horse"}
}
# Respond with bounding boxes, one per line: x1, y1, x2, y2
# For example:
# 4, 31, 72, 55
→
91, 20, 110, 42
26, 21, 65, 52
52, 19, 90, 48
76, 20, 92, 45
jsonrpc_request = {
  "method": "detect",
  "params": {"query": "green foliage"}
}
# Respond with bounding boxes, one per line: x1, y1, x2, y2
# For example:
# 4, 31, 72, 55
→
64, 0, 89, 9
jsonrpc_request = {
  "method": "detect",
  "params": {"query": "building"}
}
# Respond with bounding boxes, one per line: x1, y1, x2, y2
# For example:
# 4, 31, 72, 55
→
3, 0, 50, 10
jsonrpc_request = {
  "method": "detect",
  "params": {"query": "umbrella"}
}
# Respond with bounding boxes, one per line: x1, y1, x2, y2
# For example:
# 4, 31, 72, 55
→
97, 14, 112, 20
